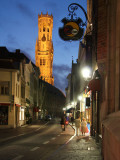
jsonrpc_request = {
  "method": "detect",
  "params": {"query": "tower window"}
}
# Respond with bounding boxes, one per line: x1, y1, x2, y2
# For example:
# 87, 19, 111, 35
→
40, 58, 46, 65
47, 28, 49, 32
43, 59, 46, 65
42, 34, 46, 41
40, 59, 42, 65
43, 27, 45, 32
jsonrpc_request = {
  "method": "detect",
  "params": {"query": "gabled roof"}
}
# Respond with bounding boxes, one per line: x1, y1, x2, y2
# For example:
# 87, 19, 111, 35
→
0, 47, 30, 64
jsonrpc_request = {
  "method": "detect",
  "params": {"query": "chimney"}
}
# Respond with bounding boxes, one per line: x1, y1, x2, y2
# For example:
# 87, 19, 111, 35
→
16, 49, 20, 54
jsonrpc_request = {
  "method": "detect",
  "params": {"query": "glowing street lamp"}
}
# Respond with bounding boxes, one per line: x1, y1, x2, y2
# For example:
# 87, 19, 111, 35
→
81, 67, 91, 80
78, 96, 82, 101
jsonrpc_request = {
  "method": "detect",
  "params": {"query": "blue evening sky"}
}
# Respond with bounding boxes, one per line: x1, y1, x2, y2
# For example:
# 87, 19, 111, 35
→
0, 0, 87, 94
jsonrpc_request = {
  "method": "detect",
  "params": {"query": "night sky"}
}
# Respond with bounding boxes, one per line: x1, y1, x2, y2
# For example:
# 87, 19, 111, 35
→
0, 0, 87, 94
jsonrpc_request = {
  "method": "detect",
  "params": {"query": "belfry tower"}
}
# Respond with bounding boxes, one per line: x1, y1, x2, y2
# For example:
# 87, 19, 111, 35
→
35, 12, 54, 85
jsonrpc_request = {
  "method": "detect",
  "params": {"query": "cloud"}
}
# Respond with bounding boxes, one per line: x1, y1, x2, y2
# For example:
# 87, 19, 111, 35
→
45, 2, 57, 10
16, 2, 35, 19
53, 64, 71, 93
53, 64, 71, 73
6, 34, 19, 45
54, 74, 68, 94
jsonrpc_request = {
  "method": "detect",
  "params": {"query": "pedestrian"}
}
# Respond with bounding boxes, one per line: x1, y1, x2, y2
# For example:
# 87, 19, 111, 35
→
75, 115, 81, 136
60, 116, 66, 131
71, 116, 74, 126
65, 116, 69, 127
81, 118, 87, 136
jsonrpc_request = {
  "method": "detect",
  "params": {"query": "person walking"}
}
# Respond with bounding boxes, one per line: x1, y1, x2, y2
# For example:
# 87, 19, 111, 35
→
75, 115, 81, 136
71, 116, 74, 126
81, 118, 87, 136
60, 116, 66, 131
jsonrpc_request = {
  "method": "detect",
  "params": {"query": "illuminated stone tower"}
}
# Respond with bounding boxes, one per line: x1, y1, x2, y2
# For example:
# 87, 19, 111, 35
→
35, 12, 54, 85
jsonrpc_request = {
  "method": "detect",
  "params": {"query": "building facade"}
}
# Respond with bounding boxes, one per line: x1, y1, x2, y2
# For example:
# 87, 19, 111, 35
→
65, 0, 120, 159
35, 12, 54, 85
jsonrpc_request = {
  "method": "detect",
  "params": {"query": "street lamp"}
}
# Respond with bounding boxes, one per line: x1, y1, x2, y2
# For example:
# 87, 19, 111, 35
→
81, 67, 92, 80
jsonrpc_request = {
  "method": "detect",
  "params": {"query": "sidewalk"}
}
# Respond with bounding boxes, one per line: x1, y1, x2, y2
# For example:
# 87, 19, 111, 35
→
49, 123, 103, 160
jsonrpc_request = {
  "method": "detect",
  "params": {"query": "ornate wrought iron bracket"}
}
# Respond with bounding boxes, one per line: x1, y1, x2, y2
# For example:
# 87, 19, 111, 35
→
68, 3, 89, 26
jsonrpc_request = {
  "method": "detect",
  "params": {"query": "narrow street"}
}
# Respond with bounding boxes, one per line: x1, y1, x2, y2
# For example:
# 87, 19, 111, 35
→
0, 119, 102, 160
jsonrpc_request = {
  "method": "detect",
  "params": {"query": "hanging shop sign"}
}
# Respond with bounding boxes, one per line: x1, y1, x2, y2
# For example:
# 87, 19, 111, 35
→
59, 3, 88, 41
59, 18, 84, 41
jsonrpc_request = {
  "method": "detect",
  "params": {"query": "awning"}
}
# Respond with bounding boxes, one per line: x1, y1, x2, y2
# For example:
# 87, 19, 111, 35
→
15, 104, 21, 107
0, 103, 11, 106
88, 79, 100, 91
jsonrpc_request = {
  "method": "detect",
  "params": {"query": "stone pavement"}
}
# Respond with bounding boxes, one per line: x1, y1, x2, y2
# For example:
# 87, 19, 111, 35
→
49, 123, 103, 160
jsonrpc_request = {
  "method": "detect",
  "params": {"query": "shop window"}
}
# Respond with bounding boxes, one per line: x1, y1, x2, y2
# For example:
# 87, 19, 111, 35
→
21, 108, 24, 120
19, 108, 24, 121
0, 106, 8, 125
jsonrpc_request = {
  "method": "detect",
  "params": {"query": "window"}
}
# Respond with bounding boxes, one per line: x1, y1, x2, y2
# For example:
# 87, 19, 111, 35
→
5, 87, 9, 95
0, 82, 9, 95
19, 108, 24, 121
43, 27, 45, 32
43, 59, 46, 65
1, 87, 4, 94
21, 85, 25, 98
40, 58, 46, 65
47, 28, 49, 32
40, 59, 42, 65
